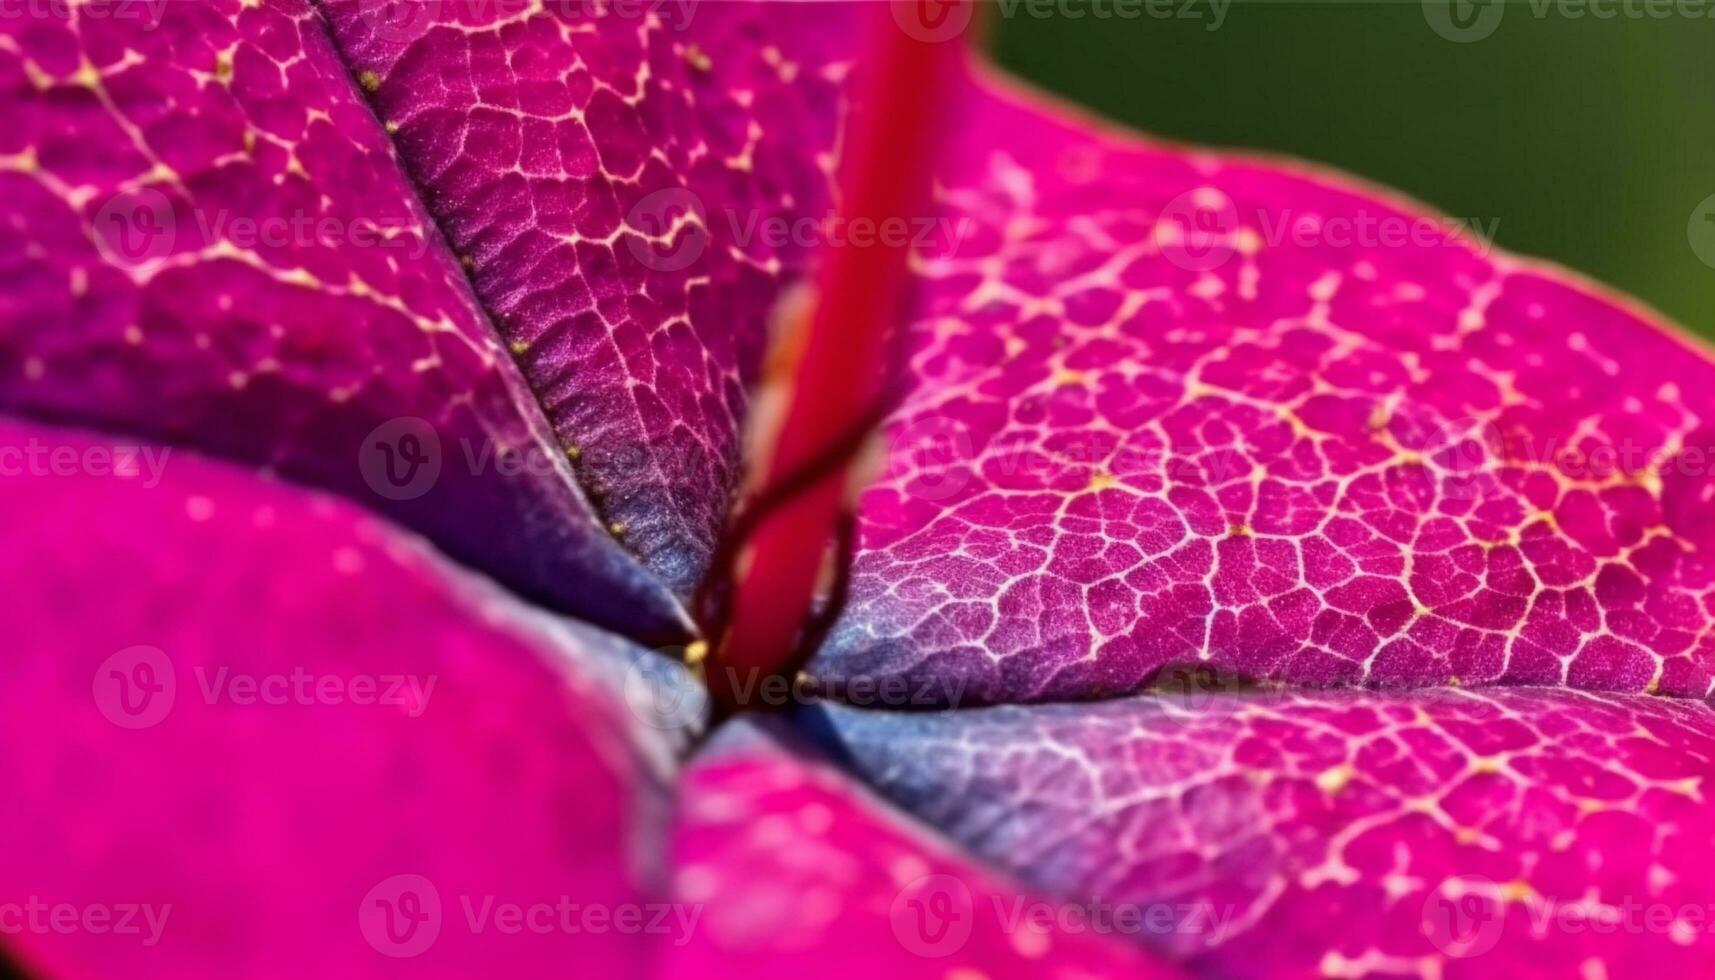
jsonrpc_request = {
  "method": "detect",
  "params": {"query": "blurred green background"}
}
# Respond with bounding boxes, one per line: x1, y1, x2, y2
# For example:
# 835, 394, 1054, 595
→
993, 1, 1715, 335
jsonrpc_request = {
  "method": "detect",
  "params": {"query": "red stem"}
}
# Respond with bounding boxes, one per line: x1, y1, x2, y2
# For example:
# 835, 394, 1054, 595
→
707, 2, 968, 712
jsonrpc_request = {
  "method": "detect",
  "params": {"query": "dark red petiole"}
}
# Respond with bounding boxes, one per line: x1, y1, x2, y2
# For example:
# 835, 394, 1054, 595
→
700, 2, 971, 714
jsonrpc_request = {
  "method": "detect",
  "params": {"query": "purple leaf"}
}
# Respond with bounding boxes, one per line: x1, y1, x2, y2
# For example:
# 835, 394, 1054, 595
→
0, 0, 682, 636
810, 687, 1715, 976
0, 417, 700, 977
663, 718, 1184, 979
811, 68, 1715, 705
317, 0, 864, 594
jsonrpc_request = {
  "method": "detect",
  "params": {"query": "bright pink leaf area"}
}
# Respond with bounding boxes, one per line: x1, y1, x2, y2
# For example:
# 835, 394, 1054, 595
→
0, 418, 695, 978
814, 68, 1715, 705
816, 687, 1715, 977
665, 720, 1183, 979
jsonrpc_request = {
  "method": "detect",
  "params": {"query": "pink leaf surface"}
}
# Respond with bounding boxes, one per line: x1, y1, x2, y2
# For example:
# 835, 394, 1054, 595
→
0, 0, 682, 636
663, 718, 1183, 979
0, 417, 701, 978
812, 688, 1715, 977
318, 0, 863, 594
811, 66, 1715, 705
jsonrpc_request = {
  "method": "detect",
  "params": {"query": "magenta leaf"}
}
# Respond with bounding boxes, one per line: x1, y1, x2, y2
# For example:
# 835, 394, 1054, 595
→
0, 417, 700, 977
0, 0, 682, 636
3, 2, 1713, 977
810, 687, 1715, 976
664, 717, 1183, 979
317, 0, 864, 594
811, 68, 1715, 705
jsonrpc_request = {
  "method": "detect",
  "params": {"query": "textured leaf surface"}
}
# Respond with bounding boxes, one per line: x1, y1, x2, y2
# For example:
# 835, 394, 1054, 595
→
0, 0, 682, 636
812, 688, 1715, 977
811, 69, 1715, 705
0, 417, 701, 977
663, 718, 1182, 979
319, 0, 863, 594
